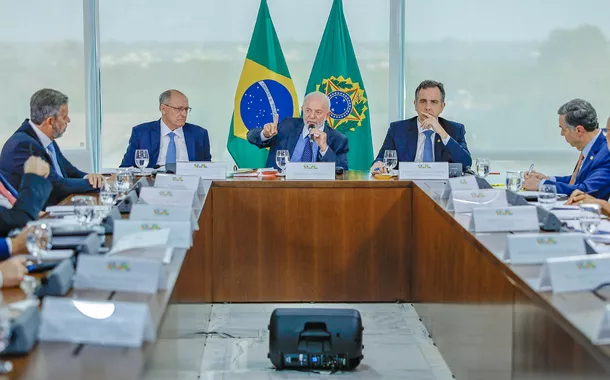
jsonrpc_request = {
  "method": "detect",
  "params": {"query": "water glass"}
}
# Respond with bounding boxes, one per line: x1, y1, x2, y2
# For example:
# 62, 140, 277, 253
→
135, 149, 150, 172
537, 184, 557, 210
275, 150, 289, 174
505, 170, 524, 192
116, 169, 133, 196
383, 150, 398, 174
0, 307, 10, 354
100, 181, 118, 206
475, 158, 490, 178
579, 203, 602, 235
26, 223, 52, 264
72, 195, 95, 226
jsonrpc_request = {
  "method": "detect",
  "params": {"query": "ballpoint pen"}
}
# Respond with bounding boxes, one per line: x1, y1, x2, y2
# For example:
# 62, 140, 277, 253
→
527, 164, 534, 175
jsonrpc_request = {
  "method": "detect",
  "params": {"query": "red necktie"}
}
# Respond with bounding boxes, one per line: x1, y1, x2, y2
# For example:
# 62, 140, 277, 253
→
569, 153, 584, 185
0, 181, 16, 206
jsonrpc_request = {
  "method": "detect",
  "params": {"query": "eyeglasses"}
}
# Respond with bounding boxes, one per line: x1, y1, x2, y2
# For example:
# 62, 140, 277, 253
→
163, 104, 192, 114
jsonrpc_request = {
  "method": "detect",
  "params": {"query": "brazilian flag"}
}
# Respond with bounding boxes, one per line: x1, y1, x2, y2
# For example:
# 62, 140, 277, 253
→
227, 0, 300, 168
305, 0, 374, 171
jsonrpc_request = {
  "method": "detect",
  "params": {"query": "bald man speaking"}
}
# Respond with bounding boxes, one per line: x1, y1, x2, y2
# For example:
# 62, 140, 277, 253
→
120, 89, 211, 167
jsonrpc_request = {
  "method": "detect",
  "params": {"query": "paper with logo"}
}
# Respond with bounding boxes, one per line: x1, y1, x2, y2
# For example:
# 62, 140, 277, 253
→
74, 255, 164, 293
129, 204, 198, 232
286, 162, 335, 180
113, 220, 192, 250
138, 187, 201, 211
537, 253, 610, 293
108, 227, 172, 263
38, 296, 155, 347
176, 161, 226, 180
505, 233, 585, 264
449, 176, 479, 191
154, 173, 207, 195
472, 206, 538, 233
399, 162, 449, 180
593, 305, 610, 345
448, 189, 508, 213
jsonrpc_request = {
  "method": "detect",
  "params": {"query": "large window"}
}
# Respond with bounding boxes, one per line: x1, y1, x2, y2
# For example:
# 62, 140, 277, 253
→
0, 0, 86, 150
405, 0, 610, 176
99, 0, 389, 167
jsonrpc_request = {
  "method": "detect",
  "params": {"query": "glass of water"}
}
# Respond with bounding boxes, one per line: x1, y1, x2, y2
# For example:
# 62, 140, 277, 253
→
26, 223, 52, 264
97, 182, 118, 222
0, 306, 10, 354
72, 195, 95, 226
134, 149, 149, 173
116, 169, 133, 197
579, 203, 602, 235
475, 158, 490, 177
505, 170, 524, 192
275, 150, 289, 175
383, 150, 398, 174
537, 184, 557, 210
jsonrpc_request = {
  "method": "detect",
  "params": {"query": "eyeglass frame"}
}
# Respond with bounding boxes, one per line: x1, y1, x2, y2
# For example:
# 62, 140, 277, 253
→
162, 104, 192, 114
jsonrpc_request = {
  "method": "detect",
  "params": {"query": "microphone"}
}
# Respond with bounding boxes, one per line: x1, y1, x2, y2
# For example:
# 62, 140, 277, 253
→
307, 124, 315, 143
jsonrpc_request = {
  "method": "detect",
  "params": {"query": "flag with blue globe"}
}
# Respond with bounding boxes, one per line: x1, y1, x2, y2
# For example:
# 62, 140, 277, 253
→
227, 0, 299, 168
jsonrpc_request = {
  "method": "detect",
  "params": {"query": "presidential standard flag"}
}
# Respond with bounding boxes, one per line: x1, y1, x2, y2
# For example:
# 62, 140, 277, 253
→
305, 0, 373, 171
227, 0, 300, 168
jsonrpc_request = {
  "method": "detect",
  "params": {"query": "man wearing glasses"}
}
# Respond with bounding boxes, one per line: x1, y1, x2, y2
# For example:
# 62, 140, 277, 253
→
120, 89, 211, 168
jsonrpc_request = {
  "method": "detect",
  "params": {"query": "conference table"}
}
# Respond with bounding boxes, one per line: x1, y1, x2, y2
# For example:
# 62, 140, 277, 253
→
2, 171, 610, 379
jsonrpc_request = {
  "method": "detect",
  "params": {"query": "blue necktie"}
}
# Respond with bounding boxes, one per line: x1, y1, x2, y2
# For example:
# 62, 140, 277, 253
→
300, 136, 313, 162
46, 143, 64, 178
423, 130, 434, 162
166, 132, 177, 164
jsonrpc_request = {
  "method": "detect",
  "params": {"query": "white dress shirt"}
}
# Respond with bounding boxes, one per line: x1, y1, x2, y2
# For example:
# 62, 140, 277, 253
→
414, 118, 451, 162
29, 120, 53, 151
157, 120, 189, 166
0, 195, 12, 209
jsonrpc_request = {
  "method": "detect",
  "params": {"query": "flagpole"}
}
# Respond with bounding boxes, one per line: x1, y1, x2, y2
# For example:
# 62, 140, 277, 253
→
389, 0, 406, 122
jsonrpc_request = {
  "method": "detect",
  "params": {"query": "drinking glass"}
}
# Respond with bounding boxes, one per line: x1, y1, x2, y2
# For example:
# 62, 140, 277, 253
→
26, 223, 52, 264
99, 181, 118, 207
116, 169, 133, 196
537, 184, 557, 210
275, 150, 289, 175
579, 203, 602, 235
475, 158, 490, 178
383, 150, 398, 174
0, 306, 10, 354
72, 195, 95, 226
134, 149, 149, 173
505, 170, 524, 192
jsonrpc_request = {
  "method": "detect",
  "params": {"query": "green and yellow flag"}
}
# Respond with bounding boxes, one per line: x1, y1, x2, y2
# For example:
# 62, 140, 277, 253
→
305, 0, 373, 171
227, 0, 299, 168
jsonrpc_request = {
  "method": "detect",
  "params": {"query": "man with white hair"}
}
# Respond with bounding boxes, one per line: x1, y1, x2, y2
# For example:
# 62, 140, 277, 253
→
247, 91, 349, 170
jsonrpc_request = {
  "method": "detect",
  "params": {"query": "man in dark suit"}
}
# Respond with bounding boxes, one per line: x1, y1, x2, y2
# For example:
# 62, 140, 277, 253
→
120, 90, 211, 168
371, 80, 471, 173
0, 89, 105, 205
247, 91, 349, 170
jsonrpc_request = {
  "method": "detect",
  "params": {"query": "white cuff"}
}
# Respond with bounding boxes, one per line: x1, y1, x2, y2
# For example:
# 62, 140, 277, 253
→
260, 130, 271, 142
441, 135, 451, 145
6, 238, 12, 255
0, 270, 3, 288
319, 147, 328, 156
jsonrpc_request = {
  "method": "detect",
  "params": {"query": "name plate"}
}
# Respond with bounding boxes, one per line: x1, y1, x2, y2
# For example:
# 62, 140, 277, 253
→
537, 253, 610, 293
448, 189, 508, 213
38, 297, 154, 347
139, 187, 201, 210
505, 233, 585, 264
176, 161, 226, 180
593, 305, 610, 345
472, 206, 539, 233
154, 173, 207, 195
113, 220, 192, 249
449, 175, 479, 190
74, 255, 164, 294
286, 162, 335, 180
399, 162, 449, 180
129, 204, 198, 231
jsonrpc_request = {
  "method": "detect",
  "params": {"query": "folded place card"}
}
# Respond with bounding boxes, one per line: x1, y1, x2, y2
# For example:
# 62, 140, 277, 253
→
38, 297, 154, 347
472, 206, 539, 233
447, 189, 508, 213
399, 162, 449, 180
154, 173, 207, 195
285, 162, 335, 180
138, 187, 201, 210
536, 253, 610, 293
74, 255, 165, 293
176, 161, 226, 180
109, 228, 173, 263
129, 204, 198, 232
113, 219, 192, 249
593, 305, 610, 345
449, 176, 479, 191
505, 233, 586, 264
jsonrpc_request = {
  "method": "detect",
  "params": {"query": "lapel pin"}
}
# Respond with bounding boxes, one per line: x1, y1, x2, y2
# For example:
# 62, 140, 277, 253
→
590, 156, 594, 160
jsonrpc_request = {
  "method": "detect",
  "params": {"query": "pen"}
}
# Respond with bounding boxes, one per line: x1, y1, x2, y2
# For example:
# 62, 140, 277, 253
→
527, 164, 534, 175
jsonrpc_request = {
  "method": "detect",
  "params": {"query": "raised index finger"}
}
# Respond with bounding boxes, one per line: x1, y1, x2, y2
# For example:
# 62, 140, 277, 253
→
273, 112, 279, 126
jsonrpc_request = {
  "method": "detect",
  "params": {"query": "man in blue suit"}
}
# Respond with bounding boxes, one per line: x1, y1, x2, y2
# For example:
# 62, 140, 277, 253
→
371, 80, 471, 173
246, 91, 349, 170
120, 90, 211, 168
524, 99, 610, 200
0, 89, 106, 205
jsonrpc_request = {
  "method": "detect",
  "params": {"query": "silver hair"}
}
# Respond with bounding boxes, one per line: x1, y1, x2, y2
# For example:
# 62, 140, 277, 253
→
557, 98, 598, 132
303, 91, 331, 111
30, 89, 68, 125
159, 89, 187, 107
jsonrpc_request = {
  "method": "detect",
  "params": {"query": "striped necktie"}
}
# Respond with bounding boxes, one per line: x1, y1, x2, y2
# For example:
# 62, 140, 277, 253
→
300, 136, 313, 162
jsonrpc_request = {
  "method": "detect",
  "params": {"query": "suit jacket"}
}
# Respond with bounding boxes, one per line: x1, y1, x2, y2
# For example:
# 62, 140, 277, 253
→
0, 239, 9, 261
0, 173, 52, 238
120, 120, 212, 167
546, 132, 610, 200
0, 119, 94, 205
247, 118, 349, 170
374, 116, 472, 168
